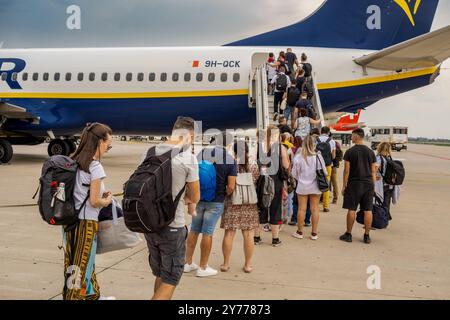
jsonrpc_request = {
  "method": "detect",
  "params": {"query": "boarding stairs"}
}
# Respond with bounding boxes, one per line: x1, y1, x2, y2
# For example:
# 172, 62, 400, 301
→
250, 64, 325, 131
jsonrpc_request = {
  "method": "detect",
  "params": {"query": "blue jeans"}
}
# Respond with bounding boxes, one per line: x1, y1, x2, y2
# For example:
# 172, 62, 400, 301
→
284, 106, 295, 121
287, 192, 294, 220
190, 202, 224, 236
291, 197, 311, 225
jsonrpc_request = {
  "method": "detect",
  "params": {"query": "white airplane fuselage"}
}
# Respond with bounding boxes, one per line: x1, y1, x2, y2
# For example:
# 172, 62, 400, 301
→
0, 46, 439, 136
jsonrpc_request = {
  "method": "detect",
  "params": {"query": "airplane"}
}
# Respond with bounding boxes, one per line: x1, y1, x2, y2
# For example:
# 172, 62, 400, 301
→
1, 0, 450, 164
330, 110, 365, 132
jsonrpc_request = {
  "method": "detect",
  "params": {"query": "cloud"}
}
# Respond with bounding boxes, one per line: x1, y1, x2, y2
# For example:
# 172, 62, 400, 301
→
0, 0, 324, 46
0, 0, 449, 138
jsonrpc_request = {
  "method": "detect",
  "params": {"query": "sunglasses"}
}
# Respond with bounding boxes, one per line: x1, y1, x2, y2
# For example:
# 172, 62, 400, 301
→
106, 145, 112, 151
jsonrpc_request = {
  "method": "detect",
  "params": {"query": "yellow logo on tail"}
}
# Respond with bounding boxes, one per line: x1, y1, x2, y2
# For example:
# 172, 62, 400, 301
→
394, 0, 422, 26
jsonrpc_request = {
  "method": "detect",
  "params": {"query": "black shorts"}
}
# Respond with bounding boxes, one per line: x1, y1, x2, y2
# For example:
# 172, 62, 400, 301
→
144, 226, 188, 287
343, 182, 374, 212
259, 175, 283, 225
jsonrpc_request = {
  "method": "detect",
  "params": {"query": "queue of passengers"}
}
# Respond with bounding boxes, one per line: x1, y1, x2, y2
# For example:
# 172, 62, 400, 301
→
47, 52, 400, 301
53, 114, 400, 301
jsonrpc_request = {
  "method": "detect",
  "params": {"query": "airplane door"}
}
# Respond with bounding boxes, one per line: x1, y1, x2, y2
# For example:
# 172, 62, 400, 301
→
249, 53, 271, 131
254, 65, 269, 131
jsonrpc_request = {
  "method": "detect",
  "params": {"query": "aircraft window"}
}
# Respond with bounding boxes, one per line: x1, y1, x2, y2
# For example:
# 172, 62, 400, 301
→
43, 73, 49, 81
137, 73, 144, 82
65, 73, 72, 81
101, 73, 108, 81
126, 73, 133, 82
384, 129, 390, 134
32, 73, 39, 81
196, 73, 203, 82
208, 73, 215, 82
89, 73, 95, 81
77, 73, 84, 81
184, 73, 191, 82
220, 73, 228, 82
114, 73, 121, 81
1, 72, 6, 81
12, 73, 18, 81
233, 73, 240, 82
149, 73, 156, 82
54, 73, 61, 81
160, 73, 167, 82
22, 73, 29, 81
172, 73, 179, 82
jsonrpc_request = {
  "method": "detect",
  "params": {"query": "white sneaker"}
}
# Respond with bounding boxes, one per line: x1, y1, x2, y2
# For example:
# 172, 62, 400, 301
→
311, 234, 319, 241
99, 296, 116, 300
292, 231, 304, 239
196, 266, 218, 277
184, 262, 199, 273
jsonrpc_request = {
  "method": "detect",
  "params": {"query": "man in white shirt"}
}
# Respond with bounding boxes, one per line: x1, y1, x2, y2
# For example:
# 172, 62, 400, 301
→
144, 116, 200, 300
270, 66, 291, 120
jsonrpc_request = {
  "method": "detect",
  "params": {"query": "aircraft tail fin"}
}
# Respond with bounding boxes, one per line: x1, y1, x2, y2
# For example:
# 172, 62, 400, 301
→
336, 109, 362, 125
227, 0, 440, 50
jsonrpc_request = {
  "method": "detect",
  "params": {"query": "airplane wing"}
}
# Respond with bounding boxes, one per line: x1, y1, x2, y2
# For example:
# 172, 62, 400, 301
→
0, 102, 39, 123
354, 25, 450, 71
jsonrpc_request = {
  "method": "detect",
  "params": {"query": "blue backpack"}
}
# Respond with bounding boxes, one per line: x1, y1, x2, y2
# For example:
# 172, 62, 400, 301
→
199, 160, 216, 202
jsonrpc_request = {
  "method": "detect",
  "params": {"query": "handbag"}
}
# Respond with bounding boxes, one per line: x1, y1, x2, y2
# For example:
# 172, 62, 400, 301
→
280, 98, 287, 111
356, 196, 389, 229
97, 198, 142, 254
232, 172, 258, 205
286, 174, 297, 194
316, 155, 329, 192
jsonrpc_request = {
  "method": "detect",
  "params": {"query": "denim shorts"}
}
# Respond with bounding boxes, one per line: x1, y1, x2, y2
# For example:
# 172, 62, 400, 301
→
190, 202, 225, 236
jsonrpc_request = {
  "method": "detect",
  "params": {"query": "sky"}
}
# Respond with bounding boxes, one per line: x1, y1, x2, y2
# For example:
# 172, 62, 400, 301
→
0, 0, 449, 138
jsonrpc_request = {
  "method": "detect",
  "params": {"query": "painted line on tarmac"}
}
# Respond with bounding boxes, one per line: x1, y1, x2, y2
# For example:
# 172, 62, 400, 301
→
408, 150, 450, 161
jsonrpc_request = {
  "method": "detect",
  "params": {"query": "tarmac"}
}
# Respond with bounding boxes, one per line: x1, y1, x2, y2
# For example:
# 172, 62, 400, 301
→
1, 141, 449, 300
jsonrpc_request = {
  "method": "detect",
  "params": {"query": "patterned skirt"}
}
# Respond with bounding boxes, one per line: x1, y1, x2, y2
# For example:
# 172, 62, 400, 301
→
63, 220, 100, 300
220, 198, 260, 231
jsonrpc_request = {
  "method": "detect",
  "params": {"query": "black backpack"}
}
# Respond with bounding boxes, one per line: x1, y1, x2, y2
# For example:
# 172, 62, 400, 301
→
333, 144, 343, 167
122, 147, 186, 233
381, 156, 405, 186
36, 155, 89, 229
275, 74, 288, 91
302, 62, 312, 77
287, 87, 300, 106
279, 60, 290, 74
302, 79, 315, 99
316, 137, 333, 166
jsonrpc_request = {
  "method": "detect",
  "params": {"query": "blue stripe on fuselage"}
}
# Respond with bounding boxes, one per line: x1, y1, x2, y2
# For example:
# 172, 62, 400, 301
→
319, 72, 434, 113
3, 94, 255, 136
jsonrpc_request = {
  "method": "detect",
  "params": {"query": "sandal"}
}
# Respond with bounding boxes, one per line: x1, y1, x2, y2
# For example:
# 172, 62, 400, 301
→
243, 266, 253, 273
220, 265, 230, 272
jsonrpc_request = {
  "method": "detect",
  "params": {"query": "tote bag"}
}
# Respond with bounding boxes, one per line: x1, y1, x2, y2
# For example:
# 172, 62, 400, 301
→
97, 198, 142, 254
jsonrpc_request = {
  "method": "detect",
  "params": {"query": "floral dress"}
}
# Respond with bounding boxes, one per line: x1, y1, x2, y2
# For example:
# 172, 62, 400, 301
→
220, 164, 260, 231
